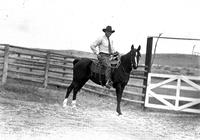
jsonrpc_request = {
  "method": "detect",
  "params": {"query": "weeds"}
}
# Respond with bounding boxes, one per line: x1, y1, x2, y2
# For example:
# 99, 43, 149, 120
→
3, 83, 38, 95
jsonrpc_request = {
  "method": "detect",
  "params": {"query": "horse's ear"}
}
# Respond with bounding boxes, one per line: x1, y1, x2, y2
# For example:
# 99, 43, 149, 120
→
131, 44, 134, 50
137, 45, 141, 51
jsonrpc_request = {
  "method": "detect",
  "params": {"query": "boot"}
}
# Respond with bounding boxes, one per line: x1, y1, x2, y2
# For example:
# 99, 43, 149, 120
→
106, 79, 113, 89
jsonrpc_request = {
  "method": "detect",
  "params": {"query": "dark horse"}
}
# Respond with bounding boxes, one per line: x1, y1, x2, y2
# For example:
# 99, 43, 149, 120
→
63, 45, 141, 115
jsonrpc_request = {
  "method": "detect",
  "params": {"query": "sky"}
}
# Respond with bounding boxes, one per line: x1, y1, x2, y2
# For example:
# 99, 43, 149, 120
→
0, 0, 200, 54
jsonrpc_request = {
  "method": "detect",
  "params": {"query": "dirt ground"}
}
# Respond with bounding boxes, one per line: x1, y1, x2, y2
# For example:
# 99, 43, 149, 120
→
0, 84, 200, 140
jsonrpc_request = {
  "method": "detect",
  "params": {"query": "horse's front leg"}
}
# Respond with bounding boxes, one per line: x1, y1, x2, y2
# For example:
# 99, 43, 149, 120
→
115, 83, 124, 115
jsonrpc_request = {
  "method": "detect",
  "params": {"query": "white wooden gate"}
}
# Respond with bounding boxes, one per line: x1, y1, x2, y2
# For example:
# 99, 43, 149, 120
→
145, 73, 200, 113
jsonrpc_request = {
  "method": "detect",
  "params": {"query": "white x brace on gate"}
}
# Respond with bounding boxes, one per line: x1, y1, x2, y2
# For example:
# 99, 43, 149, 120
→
145, 73, 200, 114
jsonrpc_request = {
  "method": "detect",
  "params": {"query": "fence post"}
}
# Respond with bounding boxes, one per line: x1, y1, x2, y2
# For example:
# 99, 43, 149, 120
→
142, 37, 153, 109
44, 51, 50, 88
2, 45, 9, 85
30, 55, 34, 72
17, 53, 20, 70
63, 57, 67, 77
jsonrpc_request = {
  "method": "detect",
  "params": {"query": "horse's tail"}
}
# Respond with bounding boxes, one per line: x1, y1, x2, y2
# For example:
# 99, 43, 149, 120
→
73, 58, 80, 65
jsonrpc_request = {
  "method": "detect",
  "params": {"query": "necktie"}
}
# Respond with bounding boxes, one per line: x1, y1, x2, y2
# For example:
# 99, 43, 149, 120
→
107, 37, 112, 54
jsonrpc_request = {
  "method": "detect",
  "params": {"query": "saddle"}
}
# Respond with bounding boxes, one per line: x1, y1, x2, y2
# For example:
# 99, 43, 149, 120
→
110, 51, 121, 68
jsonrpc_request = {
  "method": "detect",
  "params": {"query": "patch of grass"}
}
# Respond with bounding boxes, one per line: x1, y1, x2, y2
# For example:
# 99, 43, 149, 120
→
3, 83, 38, 95
1, 83, 43, 103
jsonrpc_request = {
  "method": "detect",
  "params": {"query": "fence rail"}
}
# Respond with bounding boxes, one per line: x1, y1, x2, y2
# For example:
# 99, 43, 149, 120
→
0, 44, 147, 105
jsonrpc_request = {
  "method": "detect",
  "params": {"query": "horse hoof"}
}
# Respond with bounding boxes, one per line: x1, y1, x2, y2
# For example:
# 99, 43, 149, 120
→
116, 109, 122, 116
63, 99, 68, 108
118, 113, 122, 116
71, 100, 76, 109
117, 111, 122, 116
72, 104, 77, 109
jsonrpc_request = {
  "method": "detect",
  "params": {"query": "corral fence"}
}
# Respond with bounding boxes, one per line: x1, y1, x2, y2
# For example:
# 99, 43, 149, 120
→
0, 43, 152, 106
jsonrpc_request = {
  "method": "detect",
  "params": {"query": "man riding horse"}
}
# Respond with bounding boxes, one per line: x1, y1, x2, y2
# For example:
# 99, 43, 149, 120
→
63, 25, 141, 115
90, 25, 117, 89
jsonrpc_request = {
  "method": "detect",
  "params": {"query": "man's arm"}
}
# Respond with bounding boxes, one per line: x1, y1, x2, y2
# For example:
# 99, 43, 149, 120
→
90, 38, 101, 54
90, 45, 98, 54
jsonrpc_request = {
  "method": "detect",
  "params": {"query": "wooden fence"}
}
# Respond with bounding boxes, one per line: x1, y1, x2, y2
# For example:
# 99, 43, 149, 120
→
0, 44, 148, 105
145, 73, 200, 113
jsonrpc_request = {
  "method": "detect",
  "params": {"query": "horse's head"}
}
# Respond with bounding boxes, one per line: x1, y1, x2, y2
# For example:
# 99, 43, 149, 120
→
130, 45, 141, 69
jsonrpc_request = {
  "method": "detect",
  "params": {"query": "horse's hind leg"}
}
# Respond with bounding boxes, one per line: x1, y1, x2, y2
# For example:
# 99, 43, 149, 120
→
63, 82, 74, 108
71, 80, 87, 108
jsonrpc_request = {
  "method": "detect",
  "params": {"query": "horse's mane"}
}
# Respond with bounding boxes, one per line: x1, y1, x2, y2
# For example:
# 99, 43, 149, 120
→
121, 51, 131, 61
120, 51, 132, 73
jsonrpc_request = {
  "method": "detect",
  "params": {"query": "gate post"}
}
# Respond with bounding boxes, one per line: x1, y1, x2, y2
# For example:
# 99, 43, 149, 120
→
142, 37, 153, 109
2, 45, 9, 85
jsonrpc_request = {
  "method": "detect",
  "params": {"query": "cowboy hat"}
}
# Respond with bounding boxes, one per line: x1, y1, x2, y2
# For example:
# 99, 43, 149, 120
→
102, 26, 115, 33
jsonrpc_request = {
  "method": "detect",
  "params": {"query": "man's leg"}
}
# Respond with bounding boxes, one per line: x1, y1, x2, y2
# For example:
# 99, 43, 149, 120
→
98, 54, 112, 88
105, 67, 112, 88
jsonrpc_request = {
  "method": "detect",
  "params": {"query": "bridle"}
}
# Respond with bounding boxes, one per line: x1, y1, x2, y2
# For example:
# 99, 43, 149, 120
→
130, 49, 137, 68
121, 48, 139, 75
